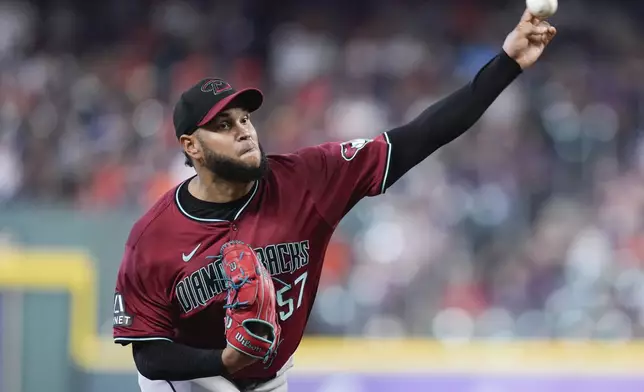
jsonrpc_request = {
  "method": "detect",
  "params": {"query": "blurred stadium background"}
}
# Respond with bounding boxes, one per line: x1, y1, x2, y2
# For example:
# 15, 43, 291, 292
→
1, 0, 644, 391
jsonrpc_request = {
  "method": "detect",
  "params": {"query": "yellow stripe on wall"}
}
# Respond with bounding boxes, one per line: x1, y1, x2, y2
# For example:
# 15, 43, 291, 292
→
294, 338, 644, 374
0, 247, 643, 374
0, 247, 106, 370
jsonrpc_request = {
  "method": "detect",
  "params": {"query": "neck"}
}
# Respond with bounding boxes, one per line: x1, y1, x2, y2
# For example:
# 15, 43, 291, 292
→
188, 170, 254, 203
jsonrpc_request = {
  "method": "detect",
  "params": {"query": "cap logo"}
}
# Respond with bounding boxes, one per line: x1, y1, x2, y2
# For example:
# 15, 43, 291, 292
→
201, 79, 232, 95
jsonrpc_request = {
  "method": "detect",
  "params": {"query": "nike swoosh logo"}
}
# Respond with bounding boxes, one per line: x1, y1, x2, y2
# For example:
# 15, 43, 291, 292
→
182, 243, 201, 262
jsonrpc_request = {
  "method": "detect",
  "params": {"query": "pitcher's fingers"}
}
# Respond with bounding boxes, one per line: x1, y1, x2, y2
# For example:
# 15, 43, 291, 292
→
520, 8, 538, 23
525, 23, 549, 36
545, 27, 557, 43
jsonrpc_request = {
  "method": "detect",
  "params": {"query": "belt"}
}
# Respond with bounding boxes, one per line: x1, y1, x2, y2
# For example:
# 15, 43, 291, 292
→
226, 374, 277, 392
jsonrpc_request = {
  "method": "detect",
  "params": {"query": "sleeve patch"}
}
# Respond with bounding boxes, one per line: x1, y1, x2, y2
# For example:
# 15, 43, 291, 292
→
340, 138, 372, 161
113, 292, 133, 327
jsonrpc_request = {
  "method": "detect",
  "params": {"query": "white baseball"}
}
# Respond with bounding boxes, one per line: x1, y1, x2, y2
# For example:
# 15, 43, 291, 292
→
526, 0, 558, 18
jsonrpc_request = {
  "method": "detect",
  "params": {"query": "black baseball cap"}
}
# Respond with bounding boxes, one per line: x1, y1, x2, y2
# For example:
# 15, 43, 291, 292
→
173, 78, 263, 139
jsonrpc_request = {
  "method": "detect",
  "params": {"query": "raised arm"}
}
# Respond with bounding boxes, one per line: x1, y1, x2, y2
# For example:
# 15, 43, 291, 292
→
384, 9, 556, 188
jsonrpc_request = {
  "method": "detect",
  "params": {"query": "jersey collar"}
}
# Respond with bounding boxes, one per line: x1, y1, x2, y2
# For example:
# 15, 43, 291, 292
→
174, 178, 260, 223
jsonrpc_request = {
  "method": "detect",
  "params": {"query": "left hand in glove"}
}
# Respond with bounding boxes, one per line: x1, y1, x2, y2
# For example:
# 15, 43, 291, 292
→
220, 241, 282, 369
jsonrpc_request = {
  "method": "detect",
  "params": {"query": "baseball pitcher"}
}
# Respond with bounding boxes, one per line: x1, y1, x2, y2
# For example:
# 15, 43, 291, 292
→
112, 9, 556, 392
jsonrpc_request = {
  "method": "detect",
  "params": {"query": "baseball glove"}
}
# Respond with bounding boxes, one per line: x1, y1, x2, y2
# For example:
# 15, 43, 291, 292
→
220, 240, 281, 365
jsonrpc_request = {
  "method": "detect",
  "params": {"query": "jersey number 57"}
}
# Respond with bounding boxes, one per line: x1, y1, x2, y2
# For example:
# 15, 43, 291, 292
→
276, 271, 308, 321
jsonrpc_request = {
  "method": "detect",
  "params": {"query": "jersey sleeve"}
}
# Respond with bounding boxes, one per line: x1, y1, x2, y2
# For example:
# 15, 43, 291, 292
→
296, 133, 392, 226
113, 242, 175, 345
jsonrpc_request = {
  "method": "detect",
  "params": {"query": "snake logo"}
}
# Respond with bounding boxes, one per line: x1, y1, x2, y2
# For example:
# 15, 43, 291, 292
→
340, 138, 371, 161
201, 79, 233, 95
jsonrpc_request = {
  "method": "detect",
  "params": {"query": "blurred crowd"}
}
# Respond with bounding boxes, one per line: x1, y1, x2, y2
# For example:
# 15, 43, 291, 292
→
2, 0, 644, 339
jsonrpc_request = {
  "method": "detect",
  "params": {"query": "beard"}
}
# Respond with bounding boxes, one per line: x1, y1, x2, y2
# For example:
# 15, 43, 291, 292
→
201, 144, 269, 183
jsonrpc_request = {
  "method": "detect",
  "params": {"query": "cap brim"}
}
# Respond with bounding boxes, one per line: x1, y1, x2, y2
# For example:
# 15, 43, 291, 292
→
197, 88, 263, 127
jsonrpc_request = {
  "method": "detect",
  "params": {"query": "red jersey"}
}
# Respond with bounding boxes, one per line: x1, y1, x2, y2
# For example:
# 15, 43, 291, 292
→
113, 135, 391, 378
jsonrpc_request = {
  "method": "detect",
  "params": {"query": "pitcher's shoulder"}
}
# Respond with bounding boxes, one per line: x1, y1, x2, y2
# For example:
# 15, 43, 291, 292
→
126, 184, 182, 247
265, 145, 329, 176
